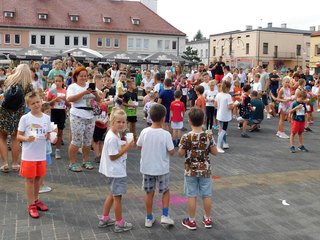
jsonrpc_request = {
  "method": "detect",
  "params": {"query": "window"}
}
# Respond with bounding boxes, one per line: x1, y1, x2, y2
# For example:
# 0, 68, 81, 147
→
128, 38, 134, 49
50, 36, 55, 45
65, 36, 70, 46
143, 39, 149, 49
106, 38, 111, 48
316, 44, 320, 55
4, 11, 14, 18
274, 46, 278, 58
70, 15, 79, 22
14, 34, 20, 44
136, 38, 141, 49
40, 35, 46, 45
213, 46, 216, 56
172, 41, 177, 50
165, 40, 170, 50
74, 36, 79, 46
103, 16, 111, 23
205, 49, 208, 58
263, 43, 268, 54
97, 37, 103, 47
157, 40, 162, 50
82, 37, 87, 46
131, 18, 140, 25
200, 49, 203, 58
38, 14, 48, 20
221, 46, 224, 56
296, 44, 301, 56
31, 35, 36, 44
114, 39, 120, 48
4, 34, 10, 44
246, 43, 249, 55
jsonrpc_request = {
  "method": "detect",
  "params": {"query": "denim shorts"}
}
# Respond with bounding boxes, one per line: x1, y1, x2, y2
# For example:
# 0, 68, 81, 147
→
142, 173, 170, 193
184, 176, 212, 198
107, 177, 127, 196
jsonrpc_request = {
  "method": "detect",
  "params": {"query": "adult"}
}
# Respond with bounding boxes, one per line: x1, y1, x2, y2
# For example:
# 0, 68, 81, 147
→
208, 58, 218, 80
222, 65, 234, 94
269, 69, 280, 98
106, 62, 120, 86
0, 64, 33, 173
150, 65, 159, 78
40, 57, 52, 90
304, 68, 313, 87
212, 56, 225, 83
189, 63, 205, 107
47, 59, 66, 88
0, 68, 7, 81
238, 68, 247, 88
257, 65, 271, 118
66, 67, 101, 172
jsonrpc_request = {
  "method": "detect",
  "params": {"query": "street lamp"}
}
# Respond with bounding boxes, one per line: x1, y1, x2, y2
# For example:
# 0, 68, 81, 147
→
216, 35, 245, 66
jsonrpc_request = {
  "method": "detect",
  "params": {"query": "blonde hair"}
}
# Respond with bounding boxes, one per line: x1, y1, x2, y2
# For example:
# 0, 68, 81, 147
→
109, 107, 127, 126
5, 64, 32, 90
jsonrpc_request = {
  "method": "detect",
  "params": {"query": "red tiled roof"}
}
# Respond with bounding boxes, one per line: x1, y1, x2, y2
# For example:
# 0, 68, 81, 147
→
0, 0, 185, 36
311, 31, 320, 37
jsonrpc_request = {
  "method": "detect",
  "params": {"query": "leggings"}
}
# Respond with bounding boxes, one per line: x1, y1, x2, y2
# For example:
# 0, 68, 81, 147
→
205, 106, 215, 130
217, 121, 229, 148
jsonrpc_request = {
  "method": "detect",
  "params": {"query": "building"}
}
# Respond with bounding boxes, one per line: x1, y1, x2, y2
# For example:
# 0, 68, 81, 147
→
209, 23, 314, 70
0, 0, 185, 59
309, 30, 320, 74
185, 39, 210, 65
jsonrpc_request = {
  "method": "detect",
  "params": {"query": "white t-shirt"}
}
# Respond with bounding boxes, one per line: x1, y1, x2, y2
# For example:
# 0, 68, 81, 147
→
223, 72, 234, 92
142, 78, 154, 89
154, 82, 161, 93
143, 102, 157, 124
99, 130, 127, 178
137, 127, 174, 175
204, 89, 218, 107
200, 82, 210, 92
67, 83, 95, 119
111, 70, 120, 86
18, 112, 51, 161
252, 82, 262, 92
215, 92, 233, 122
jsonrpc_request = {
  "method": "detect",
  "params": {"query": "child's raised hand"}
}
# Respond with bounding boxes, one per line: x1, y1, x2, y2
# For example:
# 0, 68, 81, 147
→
27, 136, 36, 142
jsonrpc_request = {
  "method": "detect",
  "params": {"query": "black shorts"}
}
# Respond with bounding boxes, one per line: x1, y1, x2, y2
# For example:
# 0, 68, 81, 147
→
93, 126, 107, 142
51, 109, 66, 130
127, 116, 137, 123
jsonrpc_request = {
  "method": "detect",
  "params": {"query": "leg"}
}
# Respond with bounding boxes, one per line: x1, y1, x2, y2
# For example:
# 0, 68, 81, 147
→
187, 197, 197, 218
34, 176, 43, 201
92, 141, 100, 158
278, 112, 285, 132
25, 178, 36, 205
162, 190, 170, 209
113, 195, 122, 221
102, 192, 114, 216
82, 145, 91, 162
203, 197, 212, 218
56, 129, 63, 149
0, 131, 8, 166
298, 133, 303, 146
290, 133, 295, 146
145, 191, 155, 215
11, 134, 20, 166
68, 144, 79, 164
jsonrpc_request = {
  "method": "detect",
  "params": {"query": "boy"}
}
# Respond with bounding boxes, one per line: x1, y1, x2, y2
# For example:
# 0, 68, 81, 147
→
195, 85, 206, 111
143, 91, 157, 126
17, 91, 51, 218
136, 104, 175, 228
158, 78, 174, 131
289, 91, 309, 153
170, 90, 185, 147
249, 90, 264, 132
122, 79, 138, 138
178, 107, 217, 230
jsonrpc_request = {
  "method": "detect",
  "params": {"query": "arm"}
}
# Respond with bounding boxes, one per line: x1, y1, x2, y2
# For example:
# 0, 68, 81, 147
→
168, 149, 175, 156
17, 131, 35, 142
109, 140, 135, 161
210, 144, 217, 155
178, 147, 185, 157
105, 67, 112, 77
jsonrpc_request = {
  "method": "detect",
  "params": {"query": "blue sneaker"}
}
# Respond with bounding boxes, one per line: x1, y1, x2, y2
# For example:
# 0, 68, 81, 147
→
297, 145, 309, 152
290, 146, 296, 153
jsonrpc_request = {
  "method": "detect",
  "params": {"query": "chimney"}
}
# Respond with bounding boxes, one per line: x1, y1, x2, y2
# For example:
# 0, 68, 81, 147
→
267, 22, 272, 28
245, 25, 252, 30
310, 26, 316, 31
281, 23, 287, 28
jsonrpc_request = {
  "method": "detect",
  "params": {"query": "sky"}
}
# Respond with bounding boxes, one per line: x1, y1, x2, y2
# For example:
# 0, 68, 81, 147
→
156, 0, 320, 40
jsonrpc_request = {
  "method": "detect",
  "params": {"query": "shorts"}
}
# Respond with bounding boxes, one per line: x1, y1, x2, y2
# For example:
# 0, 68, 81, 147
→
171, 121, 183, 129
107, 177, 127, 196
51, 109, 66, 130
20, 160, 46, 178
127, 116, 137, 123
93, 126, 107, 142
184, 176, 212, 198
142, 173, 170, 193
262, 93, 269, 106
70, 114, 95, 147
291, 120, 305, 134
214, 74, 224, 83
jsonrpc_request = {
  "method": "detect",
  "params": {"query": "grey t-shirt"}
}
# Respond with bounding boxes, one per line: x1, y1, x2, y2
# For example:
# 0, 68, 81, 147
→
259, 72, 269, 91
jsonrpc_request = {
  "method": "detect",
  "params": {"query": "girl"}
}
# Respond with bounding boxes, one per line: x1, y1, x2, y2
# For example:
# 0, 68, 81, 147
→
276, 77, 292, 139
204, 80, 218, 130
98, 108, 135, 233
232, 80, 242, 118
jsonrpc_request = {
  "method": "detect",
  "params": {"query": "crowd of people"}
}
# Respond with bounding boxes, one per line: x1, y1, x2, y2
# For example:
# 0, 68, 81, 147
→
0, 55, 319, 232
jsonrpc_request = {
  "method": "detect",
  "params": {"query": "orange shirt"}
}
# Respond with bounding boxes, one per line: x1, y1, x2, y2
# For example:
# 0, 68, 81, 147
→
195, 95, 206, 110
233, 87, 242, 102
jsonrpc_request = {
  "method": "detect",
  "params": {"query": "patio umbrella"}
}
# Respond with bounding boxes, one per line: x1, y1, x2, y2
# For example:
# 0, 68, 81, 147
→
63, 48, 103, 62
103, 51, 133, 64
9, 46, 54, 60
145, 52, 183, 65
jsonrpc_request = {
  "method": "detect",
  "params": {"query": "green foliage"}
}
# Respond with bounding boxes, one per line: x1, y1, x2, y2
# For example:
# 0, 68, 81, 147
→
181, 46, 201, 63
193, 30, 204, 41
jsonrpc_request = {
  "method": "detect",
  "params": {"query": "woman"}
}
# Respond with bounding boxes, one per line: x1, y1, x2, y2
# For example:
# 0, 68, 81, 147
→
0, 64, 33, 172
0, 68, 7, 81
66, 67, 101, 172
106, 62, 120, 86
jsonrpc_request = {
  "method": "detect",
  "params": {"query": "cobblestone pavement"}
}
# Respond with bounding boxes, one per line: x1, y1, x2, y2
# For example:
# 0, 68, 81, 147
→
1, 109, 320, 240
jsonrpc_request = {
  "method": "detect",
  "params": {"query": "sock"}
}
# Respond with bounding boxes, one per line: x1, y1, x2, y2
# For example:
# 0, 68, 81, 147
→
147, 214, 153, 220
101, 215, 110, 221
162, 208, 169, 217
204, 215, 211, 220
115, 218, 124, 226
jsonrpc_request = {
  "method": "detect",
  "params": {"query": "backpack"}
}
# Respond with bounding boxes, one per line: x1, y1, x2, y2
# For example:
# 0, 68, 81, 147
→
1, 85, 25, 111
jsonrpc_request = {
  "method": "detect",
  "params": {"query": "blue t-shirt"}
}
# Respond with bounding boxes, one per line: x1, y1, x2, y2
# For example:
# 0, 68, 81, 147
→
40, 63, 52, 77
159, 89, 174, 122
291, 101, 306, 122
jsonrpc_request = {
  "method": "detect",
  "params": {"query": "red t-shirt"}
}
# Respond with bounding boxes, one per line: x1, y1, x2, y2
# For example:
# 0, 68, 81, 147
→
95, 102, 108, 129
47, 88, 67, 109
170, 100, 185, 122
195, 95, 206, 110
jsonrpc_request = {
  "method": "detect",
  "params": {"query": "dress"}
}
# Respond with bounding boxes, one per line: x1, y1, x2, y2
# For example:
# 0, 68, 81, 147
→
0, 84, 33, 135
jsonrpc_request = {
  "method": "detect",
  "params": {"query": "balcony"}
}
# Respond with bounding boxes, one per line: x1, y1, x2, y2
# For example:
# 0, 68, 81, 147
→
273, 52, 296, 59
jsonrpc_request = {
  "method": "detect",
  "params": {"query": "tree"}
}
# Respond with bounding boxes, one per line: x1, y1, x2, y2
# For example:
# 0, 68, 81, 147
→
181, 46, 201, 63
193, 30, 204, 41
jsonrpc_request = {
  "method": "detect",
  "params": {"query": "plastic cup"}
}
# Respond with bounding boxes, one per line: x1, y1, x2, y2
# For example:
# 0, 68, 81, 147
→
252, 106, 256, 111
126, 133, 134, 143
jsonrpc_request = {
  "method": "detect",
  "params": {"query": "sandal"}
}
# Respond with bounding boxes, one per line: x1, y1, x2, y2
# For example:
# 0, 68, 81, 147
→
12, 164, 20, 171
68, 163, 82, 172
0, 164, 10, 173
82, 161, 94, 170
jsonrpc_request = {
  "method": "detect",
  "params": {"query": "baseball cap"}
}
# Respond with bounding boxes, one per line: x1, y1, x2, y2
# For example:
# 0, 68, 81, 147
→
305, 85, 311, 91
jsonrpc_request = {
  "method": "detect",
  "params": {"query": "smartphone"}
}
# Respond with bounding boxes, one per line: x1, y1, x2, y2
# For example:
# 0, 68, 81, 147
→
88, 83, 96, 90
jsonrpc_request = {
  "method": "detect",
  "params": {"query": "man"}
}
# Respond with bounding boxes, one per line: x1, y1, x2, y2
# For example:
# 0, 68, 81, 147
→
257, 65, 271, 119
212, 56, 225, 83
208, 58, 217, 80
189, 63, 205, 107
238, 68, 247, 88
40, 57, 52, 89
269, 69, 280, 98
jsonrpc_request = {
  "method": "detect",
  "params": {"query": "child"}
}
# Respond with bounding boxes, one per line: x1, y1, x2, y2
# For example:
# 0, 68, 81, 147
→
195, 85, 206, 111
200, 72, 210, 92
122, 79, 138, 138
252, 73, 262, 93
102, 76, 116, 114
239, 84, 252, 138
288, 91, 309, 153
249, 90, 264, 132
178, 107, 217, 230
232, 80, 242, 118
305, 85, 315, 128
176, 74, 188, 110
17, 91, 51, 218
46, 75, 67, 159
277, 77, 292, 139
204, 80, 218, 130
158, 78, 175, 131
136, 104, 175, 228
143, 92, 157, 126
170, 90, 185, 147
115, 72, 126, 106
98, 108, 135, 232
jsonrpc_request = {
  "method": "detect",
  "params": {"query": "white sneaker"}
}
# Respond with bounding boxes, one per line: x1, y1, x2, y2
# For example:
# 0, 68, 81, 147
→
279, 132, 289, 139
217, 147, 225, 153
160, 215, 174, 225
317, 109, 320, 112
145, 218, 155, 228
276, 131, 281, 137
222, 143, 229, 149
39, 186, 52, 193
236, 116, 244, 122
55, 149, 61, 159
267, 113, 271, 119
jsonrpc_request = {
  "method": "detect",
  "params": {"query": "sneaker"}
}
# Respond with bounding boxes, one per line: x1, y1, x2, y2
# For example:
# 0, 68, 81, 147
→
160, 215, 174, 225
222, 143, 229, 149
145, 218, 155, 228
55, 149, 61, 159
217, 147, 225, 153
279, 132, 289, 139
304, 127, 312, 132
237, 116, 244, 122
202, 217, 213, 229
290, 146, 296, 153
298, 145, 309, 152
98, 218, 116, 228
182, 218, 197, 230
317, 109, 320, 112
35, 200, 48, 211
28, 204, 39, 218
39, 186, 52, 194
267, 113, 271, 119
114, 221, 133, 233
276, 131, 281, 137
241, 133, 250, 138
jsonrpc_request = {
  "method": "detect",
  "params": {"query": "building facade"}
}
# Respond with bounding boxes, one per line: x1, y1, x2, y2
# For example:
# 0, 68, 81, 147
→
185, 39, 210, 65
309, 31, 320, 74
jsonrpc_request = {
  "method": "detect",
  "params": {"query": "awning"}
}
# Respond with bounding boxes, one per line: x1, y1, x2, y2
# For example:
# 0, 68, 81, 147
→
9, 46, 54, 60
63, 48, 103, 61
